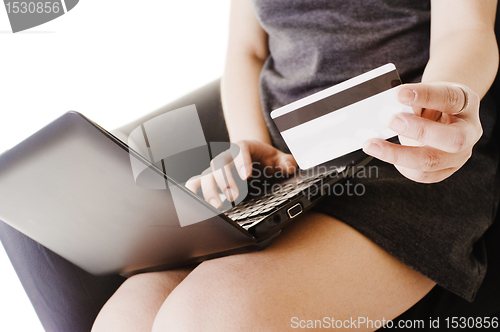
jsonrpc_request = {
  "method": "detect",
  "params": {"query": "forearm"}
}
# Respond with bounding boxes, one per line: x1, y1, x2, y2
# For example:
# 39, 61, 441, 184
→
221, 0, 271, 145
423, 28, 498, 98
423, 0, 498, 98
221, 54, 271, 144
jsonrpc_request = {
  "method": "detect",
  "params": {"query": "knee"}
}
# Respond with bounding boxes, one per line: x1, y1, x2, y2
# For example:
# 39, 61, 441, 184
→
124, 268, 192, 294
122, 271, 169, 294
152, 256, 267, 331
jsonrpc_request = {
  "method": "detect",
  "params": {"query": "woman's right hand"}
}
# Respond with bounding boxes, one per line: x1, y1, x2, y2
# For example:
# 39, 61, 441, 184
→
185, 140, 297, 208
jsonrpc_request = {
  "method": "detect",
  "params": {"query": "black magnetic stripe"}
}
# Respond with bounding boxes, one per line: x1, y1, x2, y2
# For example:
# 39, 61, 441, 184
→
273, 70, 401, 132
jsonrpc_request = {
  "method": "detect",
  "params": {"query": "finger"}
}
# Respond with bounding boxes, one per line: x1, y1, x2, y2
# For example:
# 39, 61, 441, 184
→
200, 172, 223, 208
420, 108, 442, 121
211, 164, 239, 202
210, 149, 240, 201
233, 141, 253, 180
274, 152, 298, 175
185, 175, 202, 194
253, 143, 297, 174
387, 113, 472, 153
395, 165, 459, 184
362, 138, 468, 171
211, 150, 236, 172
397, 83, 474, 115
237, 140, 297, 175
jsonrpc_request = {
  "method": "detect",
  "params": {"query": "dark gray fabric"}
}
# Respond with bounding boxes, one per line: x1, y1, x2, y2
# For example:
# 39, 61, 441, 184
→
315, 118, 499, 301
394, 203, 500, 323
251, 0, 500, 301
252, 0, 432, 151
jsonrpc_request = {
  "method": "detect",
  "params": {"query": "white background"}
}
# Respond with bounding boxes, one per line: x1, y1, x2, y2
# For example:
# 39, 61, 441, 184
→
0, 1, 230, 330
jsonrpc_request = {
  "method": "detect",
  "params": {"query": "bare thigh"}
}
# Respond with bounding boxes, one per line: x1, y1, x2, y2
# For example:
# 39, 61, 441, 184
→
151, 212, 436, 331
92, 268, 192, 332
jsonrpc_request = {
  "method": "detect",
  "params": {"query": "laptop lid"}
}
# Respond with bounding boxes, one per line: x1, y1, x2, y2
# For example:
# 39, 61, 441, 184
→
0, 111, 256, 275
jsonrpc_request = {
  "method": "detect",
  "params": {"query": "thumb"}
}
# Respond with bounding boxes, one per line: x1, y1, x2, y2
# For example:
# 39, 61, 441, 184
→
275, 152, 298, 175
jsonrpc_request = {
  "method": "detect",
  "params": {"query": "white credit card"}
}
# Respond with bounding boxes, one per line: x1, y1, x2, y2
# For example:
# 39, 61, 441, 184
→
270, 63, 413, 169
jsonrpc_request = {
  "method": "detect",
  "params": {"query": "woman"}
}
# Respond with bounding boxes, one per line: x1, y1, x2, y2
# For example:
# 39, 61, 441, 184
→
92, 0, 499, 330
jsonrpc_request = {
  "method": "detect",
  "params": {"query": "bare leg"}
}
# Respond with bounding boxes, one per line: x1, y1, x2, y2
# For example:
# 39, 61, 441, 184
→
152, 212, 435, 331
91, 268, 191, 332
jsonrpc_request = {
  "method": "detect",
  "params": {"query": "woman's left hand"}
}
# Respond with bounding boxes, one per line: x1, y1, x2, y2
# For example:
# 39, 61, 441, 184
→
362, 82, 482, 183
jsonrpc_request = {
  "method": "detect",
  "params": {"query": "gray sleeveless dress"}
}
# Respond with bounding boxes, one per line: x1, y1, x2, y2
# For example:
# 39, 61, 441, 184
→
251, 0, 499, 301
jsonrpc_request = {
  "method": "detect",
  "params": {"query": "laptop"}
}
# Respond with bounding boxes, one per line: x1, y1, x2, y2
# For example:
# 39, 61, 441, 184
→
0, 110, 371, 276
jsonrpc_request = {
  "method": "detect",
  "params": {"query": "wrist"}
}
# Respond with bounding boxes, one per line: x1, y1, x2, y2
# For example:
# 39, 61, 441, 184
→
230, 135, 271, 146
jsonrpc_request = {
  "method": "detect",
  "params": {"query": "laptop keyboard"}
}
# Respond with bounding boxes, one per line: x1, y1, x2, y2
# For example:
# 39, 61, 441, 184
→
226, 167, 343, 229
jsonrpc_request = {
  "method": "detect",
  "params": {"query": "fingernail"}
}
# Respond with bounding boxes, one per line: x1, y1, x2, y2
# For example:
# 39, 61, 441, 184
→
225, 188, 238, 201
363, 142, 382, 157
398, 88, 416, 104
238, 166, 247, 179
209, 199, 220, 208
388, 116, 406, 133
